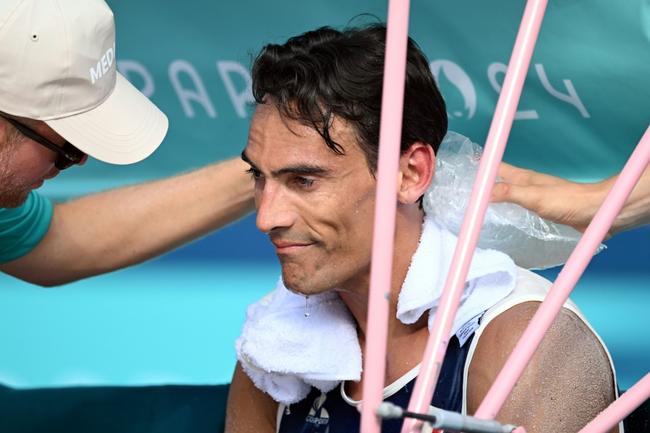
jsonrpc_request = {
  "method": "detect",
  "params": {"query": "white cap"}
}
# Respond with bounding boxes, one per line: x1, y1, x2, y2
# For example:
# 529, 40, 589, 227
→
0, 0, 168, 165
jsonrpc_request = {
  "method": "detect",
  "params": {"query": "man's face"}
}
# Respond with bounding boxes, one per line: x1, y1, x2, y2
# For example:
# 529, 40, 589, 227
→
243, 103, 377, 295
0, 118, 63, 208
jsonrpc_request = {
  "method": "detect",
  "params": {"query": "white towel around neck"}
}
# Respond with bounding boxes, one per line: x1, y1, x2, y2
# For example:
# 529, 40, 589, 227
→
236, 216, 516, 405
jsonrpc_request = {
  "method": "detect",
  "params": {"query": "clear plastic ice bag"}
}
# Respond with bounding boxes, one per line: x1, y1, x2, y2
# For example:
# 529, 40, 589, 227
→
423, 131, 604, 270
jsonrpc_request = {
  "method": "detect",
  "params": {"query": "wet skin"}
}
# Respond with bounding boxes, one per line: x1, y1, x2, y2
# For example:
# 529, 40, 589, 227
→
242, 103, 378, 297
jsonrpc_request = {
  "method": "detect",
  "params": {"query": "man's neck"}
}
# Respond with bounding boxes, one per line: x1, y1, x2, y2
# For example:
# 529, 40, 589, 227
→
337, 209, 430, 397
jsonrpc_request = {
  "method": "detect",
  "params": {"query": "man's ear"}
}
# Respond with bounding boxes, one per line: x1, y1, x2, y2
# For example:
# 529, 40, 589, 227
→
398, 142, 435, 204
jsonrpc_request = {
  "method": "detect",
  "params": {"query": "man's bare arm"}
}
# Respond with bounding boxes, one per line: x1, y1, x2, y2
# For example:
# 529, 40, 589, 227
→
467, 302, 618, 433
226, 363, 278, 433
0, 157, 254, 286
491, 163, 650, 236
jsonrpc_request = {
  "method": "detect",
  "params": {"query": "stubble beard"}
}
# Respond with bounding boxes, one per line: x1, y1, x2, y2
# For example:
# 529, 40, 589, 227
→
280, 260, 311, 294
279, 256, 333, 296
0, 136, 31, 208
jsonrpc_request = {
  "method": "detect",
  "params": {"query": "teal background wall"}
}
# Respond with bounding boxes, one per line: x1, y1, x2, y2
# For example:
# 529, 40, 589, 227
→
0, 1, 648, 391
40, 0, 650, 199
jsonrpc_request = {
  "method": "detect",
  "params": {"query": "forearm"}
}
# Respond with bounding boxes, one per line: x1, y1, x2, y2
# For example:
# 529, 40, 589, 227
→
67, 157, 255, 267
2, 157, 254, 286
606, 166, 650, 235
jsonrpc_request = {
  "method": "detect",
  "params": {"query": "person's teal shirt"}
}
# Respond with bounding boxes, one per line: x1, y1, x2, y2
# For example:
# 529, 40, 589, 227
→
0, 191, 53, 263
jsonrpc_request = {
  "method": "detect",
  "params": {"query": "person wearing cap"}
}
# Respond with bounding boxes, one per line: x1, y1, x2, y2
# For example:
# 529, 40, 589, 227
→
0, 0, 253, 286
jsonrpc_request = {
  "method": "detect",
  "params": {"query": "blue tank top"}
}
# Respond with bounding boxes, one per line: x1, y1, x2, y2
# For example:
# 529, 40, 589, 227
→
278, 332, 474, 433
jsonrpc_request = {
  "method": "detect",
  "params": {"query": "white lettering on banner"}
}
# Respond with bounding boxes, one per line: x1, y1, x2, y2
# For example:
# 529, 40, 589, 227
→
217, 61, 254, 118
535, 64, 590, 118
118, 60, 155, 97
430, 58, 590, 121
89, 44, 116, 84
115, 58, 590, 123
430, 60, 477, 119
487, 62, 539, 120
169, 60, 217, 118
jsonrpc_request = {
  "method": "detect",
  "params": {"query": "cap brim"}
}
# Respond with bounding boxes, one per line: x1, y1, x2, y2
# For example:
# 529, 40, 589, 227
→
45, 73, 168, 165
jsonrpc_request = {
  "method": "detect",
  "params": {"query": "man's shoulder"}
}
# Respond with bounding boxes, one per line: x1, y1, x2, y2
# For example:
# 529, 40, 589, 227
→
0, 191, 47, 216
473, 267, 613, 383
0, 190, 52, 228
465, 269, 618, 432
0, 191, 53, 264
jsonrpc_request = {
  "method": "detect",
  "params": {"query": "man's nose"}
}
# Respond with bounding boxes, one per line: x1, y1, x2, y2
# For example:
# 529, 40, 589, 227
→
255, 182, 297, 233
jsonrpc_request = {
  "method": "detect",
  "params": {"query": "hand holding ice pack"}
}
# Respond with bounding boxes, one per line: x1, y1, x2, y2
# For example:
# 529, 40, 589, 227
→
423, 131, 604, 270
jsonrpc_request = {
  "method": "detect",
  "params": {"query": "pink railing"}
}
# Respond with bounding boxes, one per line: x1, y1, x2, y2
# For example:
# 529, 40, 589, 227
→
360, 1, 411, 433
401, 1, 548, 432
474, 125, 650, 422
360, 1, 649, 433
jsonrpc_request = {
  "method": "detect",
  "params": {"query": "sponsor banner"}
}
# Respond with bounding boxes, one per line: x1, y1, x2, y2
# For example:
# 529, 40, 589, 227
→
42, 0, 650, 198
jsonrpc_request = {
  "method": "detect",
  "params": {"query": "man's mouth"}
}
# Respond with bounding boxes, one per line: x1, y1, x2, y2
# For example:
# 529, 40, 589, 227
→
271, 240, 314, 254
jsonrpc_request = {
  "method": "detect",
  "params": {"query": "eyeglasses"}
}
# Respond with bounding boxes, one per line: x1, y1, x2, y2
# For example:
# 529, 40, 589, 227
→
0, 113, 86, 170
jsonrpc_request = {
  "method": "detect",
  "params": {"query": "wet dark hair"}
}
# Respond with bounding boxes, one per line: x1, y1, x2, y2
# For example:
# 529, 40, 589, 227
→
251, 24, 448, 171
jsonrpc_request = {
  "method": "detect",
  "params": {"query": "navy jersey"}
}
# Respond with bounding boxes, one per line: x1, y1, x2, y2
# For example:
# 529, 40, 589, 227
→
278, 333, 474, 433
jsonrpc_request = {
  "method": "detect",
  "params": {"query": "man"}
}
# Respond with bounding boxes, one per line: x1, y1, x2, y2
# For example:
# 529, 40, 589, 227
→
0, 0, 253, 286
226, 25, 619, 433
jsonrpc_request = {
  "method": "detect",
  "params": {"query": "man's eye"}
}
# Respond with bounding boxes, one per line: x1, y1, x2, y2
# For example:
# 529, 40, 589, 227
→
295, 176, 315, 188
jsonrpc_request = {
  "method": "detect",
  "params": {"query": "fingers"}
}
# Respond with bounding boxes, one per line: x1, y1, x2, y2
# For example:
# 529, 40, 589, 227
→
497, 162, 523, 182
490, 182, 511, 203
491, 181, 542, 213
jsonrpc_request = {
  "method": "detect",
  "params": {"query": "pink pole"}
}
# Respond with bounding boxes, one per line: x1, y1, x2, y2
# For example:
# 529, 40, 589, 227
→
359, 2, 410, 433
578, 373, 650, 433
474, 125, 650, 420
401, 1, 548, 432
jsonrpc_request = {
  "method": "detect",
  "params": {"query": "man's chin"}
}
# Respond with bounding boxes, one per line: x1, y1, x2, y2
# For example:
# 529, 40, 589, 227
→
279, 257, 342, 295
281, 269, 321, 296
281, 275, 308, 295
281, 277, 337, 298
